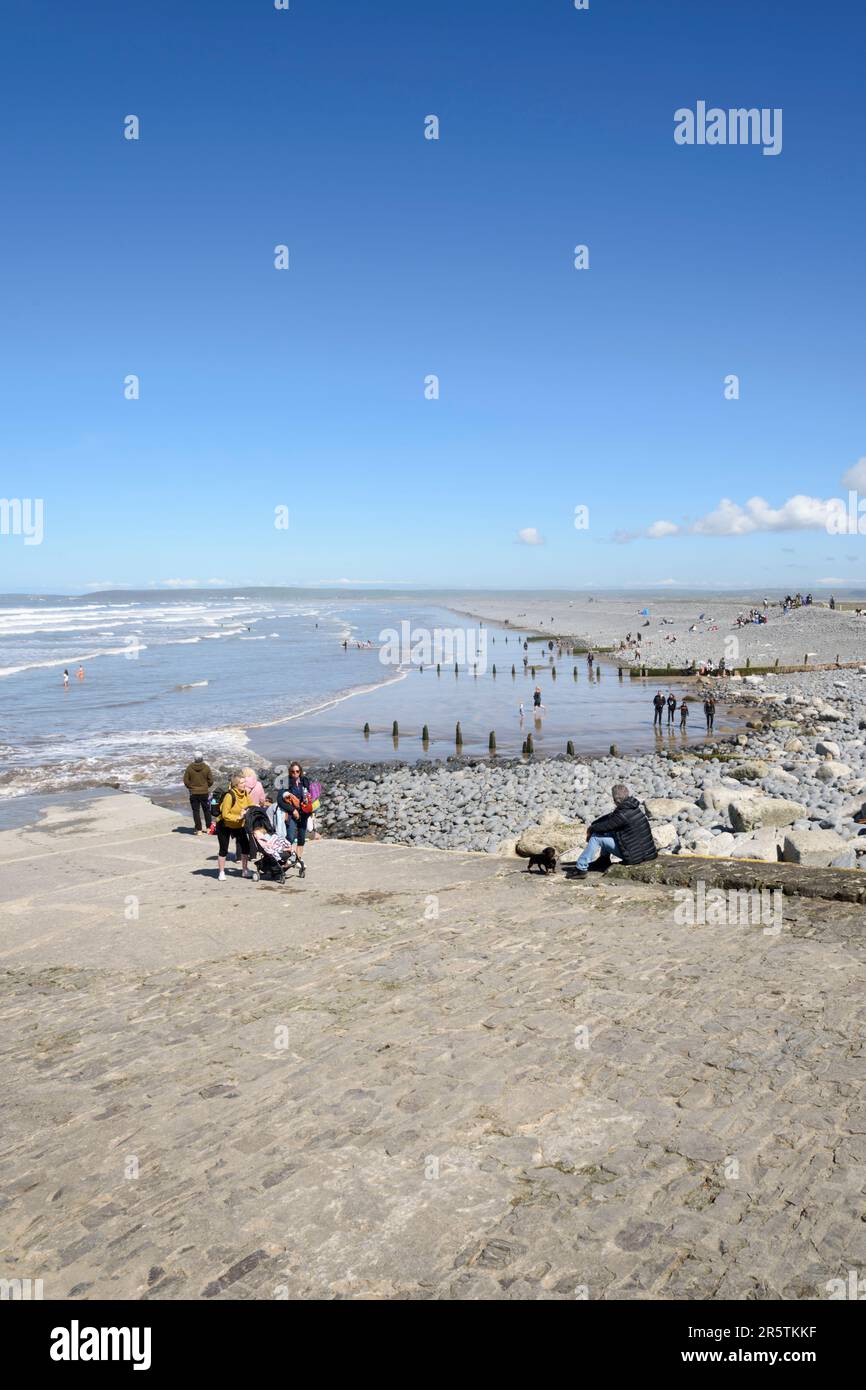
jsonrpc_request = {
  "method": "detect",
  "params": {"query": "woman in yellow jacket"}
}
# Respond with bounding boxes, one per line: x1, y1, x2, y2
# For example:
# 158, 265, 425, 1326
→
216, 773, 253, 881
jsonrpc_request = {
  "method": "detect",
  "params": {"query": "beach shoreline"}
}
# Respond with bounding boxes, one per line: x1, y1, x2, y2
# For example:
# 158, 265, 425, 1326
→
447, 592, 866, 671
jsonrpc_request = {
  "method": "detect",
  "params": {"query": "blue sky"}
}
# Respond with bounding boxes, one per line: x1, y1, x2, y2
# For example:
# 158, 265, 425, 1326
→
1, 0, 864, 593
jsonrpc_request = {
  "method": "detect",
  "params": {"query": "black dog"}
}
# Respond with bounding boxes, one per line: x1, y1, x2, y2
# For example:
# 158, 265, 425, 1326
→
519, 845, 557, 874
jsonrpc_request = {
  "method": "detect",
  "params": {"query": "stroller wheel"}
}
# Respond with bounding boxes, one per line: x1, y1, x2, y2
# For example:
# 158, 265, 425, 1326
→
251, 870, 260, 882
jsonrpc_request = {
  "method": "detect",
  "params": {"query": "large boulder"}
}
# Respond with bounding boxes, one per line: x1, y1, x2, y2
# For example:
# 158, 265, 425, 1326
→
516, 814, 587, 858
728, 795, 806, 832
699, 784, 756, 812
814, 704, 844, 722
694, 833, 739, 858
781, 829, 850, 867
815, 760, 853, 783
729, 829, 783, 862
730, 761, 770, 781
651, 822, 679, 851
643, 797, 695, 819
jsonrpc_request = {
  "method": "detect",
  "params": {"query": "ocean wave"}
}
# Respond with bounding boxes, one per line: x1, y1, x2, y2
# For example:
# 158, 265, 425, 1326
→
0, 721, 255, 799
0, 645, 149, 678
245, 667, 409, 733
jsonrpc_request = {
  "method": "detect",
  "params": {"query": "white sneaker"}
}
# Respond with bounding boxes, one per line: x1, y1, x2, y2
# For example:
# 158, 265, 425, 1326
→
218, 870, 226, 881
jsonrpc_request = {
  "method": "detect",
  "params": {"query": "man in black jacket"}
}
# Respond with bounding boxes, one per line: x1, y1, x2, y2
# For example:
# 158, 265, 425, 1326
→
652, 691, 665, 728
565, 784, 657, 879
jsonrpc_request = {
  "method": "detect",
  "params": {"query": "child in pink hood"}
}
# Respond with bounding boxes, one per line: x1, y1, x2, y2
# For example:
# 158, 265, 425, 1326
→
241, 767, 267, 806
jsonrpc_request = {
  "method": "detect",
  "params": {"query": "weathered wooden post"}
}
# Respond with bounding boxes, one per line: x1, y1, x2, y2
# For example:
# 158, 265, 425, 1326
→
392, 720, 399, 738
566, 739, 575, 756
488, 730, 496, 752
455, 721, 463, 747
525, 732, 534, 755
422, 724, 429, 743
363, 722, 370, 737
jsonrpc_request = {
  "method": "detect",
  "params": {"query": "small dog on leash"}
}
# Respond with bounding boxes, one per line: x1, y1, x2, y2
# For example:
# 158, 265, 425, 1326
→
518, 845, 557, 874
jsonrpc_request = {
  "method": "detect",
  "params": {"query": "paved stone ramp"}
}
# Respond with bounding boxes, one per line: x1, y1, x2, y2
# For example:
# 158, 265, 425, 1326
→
0, 795, 864, 1300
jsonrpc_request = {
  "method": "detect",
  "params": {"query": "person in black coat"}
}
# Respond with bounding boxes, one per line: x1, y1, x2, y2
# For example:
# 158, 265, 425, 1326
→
564, 784, 657, 879
653, 691, 665, 728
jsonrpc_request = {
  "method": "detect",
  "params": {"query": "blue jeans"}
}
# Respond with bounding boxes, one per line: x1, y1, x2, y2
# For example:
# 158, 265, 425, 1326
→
575, 834, 618, 872
286, 813, 308, 848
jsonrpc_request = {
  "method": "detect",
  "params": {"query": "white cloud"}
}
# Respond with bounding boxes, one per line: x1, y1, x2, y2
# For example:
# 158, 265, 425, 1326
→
691, 495, 845, 536
516, 527, 544, 546
657, 578, 678, 585
617, 456, 866, 543
621, 494, 848, 542
160, 578, 200, 587
841, 456, 866, 489
818, 577, 845, 584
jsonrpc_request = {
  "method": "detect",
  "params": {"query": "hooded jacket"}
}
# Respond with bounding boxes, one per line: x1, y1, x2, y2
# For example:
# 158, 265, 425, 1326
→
219, 787, 252, 828
588, 796, 657, 865
183, 760, 213, 795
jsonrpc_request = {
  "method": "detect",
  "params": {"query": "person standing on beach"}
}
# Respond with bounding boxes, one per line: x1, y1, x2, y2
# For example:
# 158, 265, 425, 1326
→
63, 669, 69, 688
653, 691, 665, 728
216, 774, 253, 880
679, 698, 689, 730
666, 692, 677, 726
533, 686, 543, 711
279, 762, 311, 879
77, 665, 85, 681
703, 696, 715, 732
183, 753, 214, 834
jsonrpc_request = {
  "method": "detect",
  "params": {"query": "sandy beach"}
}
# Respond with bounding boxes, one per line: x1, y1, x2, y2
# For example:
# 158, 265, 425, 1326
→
448, 593, 866, 670
2, 791, 865, 1301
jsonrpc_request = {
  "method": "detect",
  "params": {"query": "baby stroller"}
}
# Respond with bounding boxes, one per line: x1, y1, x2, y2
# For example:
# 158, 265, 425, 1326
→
243, 805, 297, 884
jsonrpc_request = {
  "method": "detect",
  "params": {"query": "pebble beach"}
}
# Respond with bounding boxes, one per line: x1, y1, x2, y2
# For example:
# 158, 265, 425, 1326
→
449, 592, 866, 671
